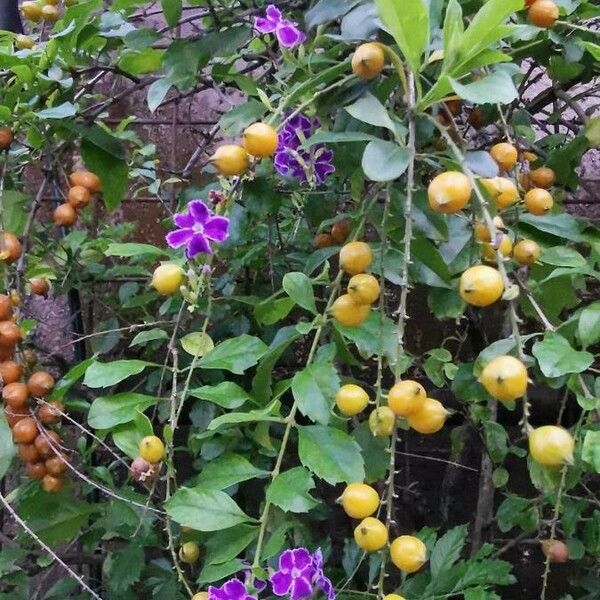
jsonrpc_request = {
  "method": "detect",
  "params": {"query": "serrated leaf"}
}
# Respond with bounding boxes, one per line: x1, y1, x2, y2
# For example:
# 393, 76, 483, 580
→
283, 272, 317, 314
266, 467, 319, 513
532, 333, 594, 378
196, 454, 268, 490
292, 361, 339, 425
430, 524, 467, 577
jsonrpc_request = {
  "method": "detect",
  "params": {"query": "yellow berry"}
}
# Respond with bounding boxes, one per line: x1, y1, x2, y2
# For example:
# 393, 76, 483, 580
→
368, 406, 395, 437
490, 142, 518, 171
352, 43, 385, 80
529, 426, 574, 468
524, 188, 553, 215
331, 294, 370, 327
341, 483, 380, 519
139, 435, 165, 463
482, 234, 513, 261
406, 397, 448, 434
388, 380, 426, 417
479, 355, 528, 402
513, 239, 540, 265
428, 171, 472, 213
211, 144, 249, 177
179, 541, 200, 564
459, 265, 504, 307
480, 177, 520, 209
347, 273, 380, 305
339, 241, 373, 275
151, 264, 185, 296
242, 122, 279, 158
354, 517, 388, 552
335, 384, 369, 416
390, 535, 427, 573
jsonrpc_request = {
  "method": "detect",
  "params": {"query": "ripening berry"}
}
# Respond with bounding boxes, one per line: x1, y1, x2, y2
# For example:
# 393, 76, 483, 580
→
368, 406, 395, 437
479, 355, 528, 402
3, 382, 29, 409
179, 541, 200, 564
151, 264, 185, 296
330, 294, 370, 327
513, 239, 540, 265
12, 417, 38, 444
20, 1, 43, 22
242, 122, 279, 158
26, 462, 47, 480
490, 142, 518, 171
352, 43, 385, 80
313, 233, 334, 249
210, 144, 249, 177
41, 4, 60, 21
0, 360, 23, 385
480, 177, 520, 209
335, 384, 369, 416
390, 535, 427, 573
42, 474, 64, 493
347, 273, 380, 305
459, 265, 504, 307
139, 435, 165, 463
524, 188, 553, 215
541, 539, 569, 563
53, 203, 78, 227
406, 398, 448, 434
528, 426, 574, 467
530, 167, 556, 189
69, 170, 101, 193
388, 380, 426, 417
341, 483, 380, 519
428, 171, 472, 213
528, 0, 559, 28
331, 220, 350, 244
28, 371, 55, 397
354, 517, 388, 552
15, 35, 34, 50
339, 241, 373, 275
0, 295, 12, 320
482, 234, 513, 261
0, 232, 22, 264
68, 185, 91, 209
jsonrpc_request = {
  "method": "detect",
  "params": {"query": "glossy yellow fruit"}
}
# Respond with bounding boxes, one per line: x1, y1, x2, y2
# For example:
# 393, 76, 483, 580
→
513, 239, 540, 265
179, 541, 200, 564
490, 142, 518, 171
21, 1, 43, 21
390, 535, 427, 573
331, 294, 370, 327
354, 517, 388, 552
352, 43, 385, 80
459, 265, 504, 307
427, 171, 472, 214
210, 144, 249, 177
522, 151, 538, 163
41, 4, 59, 20
339, 241, 373, 275
530, 167, 556, 189
368, 406, 395, 437
474, 216, 506, 242
15, 35, 34, 50
335, 384, 369, 416
482, 234, 513, 261
341, 483, 380, 519
388, 380, 426, 417
242, 123, 279, 158
347, 273, 380, 305
407, 398, 448, 434
529, 426, 574, 468
479, 355, 528, 402
151, 264, 185, 296
524, 188, 553, 215
383, 595, 406, 600
192, 594, 209, 600
480, 177, 520, 209
139, 435, 165, 463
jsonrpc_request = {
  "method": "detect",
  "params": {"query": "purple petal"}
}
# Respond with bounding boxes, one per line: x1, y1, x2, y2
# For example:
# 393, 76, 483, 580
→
188, 200, 211, 224
186, 233, 212, 258
254, 16, 277, 33
222, 580, 246, 600
312, 548, 323, 570
208, 586, 227, 600
165, 228, 193, 248
276, 21, 306, 48
270, 571, 292, 596
317, 576, 336, 600
278, 549, 295, 572
265, 4, 283, 23
203, 216, 229, 242
289, 576, 313, 600
173, 212, 194, 228
291, 548, 312, 570
254, 579, 267, 593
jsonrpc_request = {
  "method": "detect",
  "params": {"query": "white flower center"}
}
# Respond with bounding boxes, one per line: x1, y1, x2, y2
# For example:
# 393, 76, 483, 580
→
291, 567, 300, 578
193, 223, 204, 233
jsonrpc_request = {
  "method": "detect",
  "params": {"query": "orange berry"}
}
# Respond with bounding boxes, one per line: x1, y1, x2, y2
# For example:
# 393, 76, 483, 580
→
68, 185, 91, 209
513, 240, 540, 265
490, 143, 518, 171
352, 43, 385, 80
529, 0, 559, 28
69, 170, 101, 193
0, 127, 14, 150
530, 167, 556, 189
524, 188, 553, 215
313, 233, 334, 249
53, 203, 78, 227
0, 232, 22, 264
428, 171, 472, 213
331, 220, 350, 244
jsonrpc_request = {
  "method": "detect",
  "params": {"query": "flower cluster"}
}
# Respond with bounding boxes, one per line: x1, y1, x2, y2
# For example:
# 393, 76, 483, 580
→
207, 549, 335, 600
166, 200, 229, 259
254, 5, 306, 49
274, 114, 335, 187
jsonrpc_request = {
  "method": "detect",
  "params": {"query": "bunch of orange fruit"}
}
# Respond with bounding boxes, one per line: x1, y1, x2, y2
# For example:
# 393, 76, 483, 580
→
53, 169, 101, 228
20, 0, 71, 24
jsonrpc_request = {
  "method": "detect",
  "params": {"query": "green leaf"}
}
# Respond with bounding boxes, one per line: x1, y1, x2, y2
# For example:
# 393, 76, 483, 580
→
353, 421, 390, 483
442, 0, 464, 73
578, 302, 600, 349
147, 78, 172, 113
0, 191, 28, 235
581, 41, 600, 61
283, 272, 317, 314
181, 332, 214, 357
374, 0, 429, 75
362, 140, 410, 182
83, 359, 154, 388
0, 412, 15, 480
292, 362, 340, 425
484, 421, 509, 463
50, 357, 94, 401
539, 246, 586, 267
303, 131, 378, 147
345, 92, 395, 132
81, 139, 128, 211
548, 55, 584, 83
450, 71, 518, 105
165, 488, 255, 531
130, 328, 168, 347
219, 100, 266, 136
532, 333, 594, 378
199, 334, 268, 374
118, 49, 163, 75
492, 467, 509, 488
581, 431, 600, 473
254, 297, 295, 326
37, 102, 77, 119
266, 467, 319, 513
204, 525, 259, 566
189, 382, 250, 409
25, 499, 95, 546
585, 117, 600, 148
111, 413, 153, 459
298, 425, 365, 484
198, 559, 245, 585
207, 400, 280, 430
430, 524, 467, 577
88, 393, 157, 429
105, 544, 144, 594
161, 0, 182, 28
196, 453, 268, 490
518, 213, 581, 241
105, 242, 166, 258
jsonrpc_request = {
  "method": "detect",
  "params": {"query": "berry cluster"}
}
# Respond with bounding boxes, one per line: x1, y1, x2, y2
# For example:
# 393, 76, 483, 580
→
53, 170, 101, 228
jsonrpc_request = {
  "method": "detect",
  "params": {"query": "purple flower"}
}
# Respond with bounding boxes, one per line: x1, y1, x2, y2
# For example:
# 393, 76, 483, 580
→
209, 579, 256, 600
166, 200, 229, 259
270, 548, 336, 600
273, 114, 335, 186
254, 4, 306, 48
